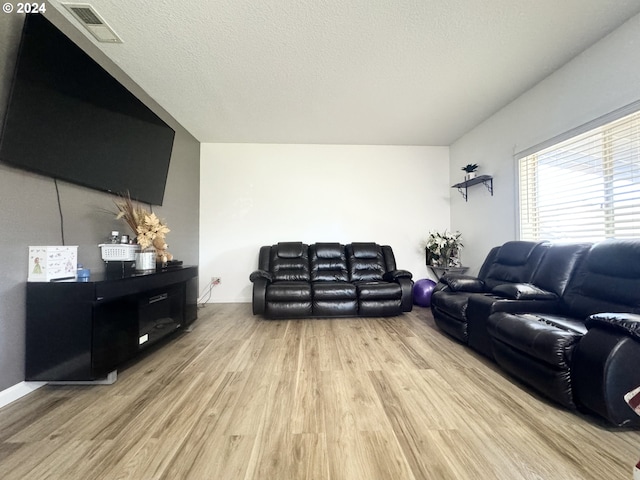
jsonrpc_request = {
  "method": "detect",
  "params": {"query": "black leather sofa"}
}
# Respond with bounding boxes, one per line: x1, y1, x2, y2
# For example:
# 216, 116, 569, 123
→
431, 240, 549, 346
431, 239, 640, 426
250, 242, 413, 318
466, 242, 591, 358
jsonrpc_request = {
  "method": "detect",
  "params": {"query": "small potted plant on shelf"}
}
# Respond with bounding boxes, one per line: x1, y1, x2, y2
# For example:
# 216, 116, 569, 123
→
462, 163, 479, 181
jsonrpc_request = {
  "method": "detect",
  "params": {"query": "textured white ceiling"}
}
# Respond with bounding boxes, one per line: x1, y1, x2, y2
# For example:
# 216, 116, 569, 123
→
48, 0, 640, 146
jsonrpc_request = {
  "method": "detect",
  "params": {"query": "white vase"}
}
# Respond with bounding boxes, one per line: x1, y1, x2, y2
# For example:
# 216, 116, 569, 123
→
135, 251, 156, 271
464, 172, 477, 181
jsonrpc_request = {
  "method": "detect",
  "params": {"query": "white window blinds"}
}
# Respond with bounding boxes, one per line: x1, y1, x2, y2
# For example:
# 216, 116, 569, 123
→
519, 110, 640, 242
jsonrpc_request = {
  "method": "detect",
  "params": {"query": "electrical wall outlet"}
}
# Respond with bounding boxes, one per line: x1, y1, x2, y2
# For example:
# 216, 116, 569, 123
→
211, 277, 221, 286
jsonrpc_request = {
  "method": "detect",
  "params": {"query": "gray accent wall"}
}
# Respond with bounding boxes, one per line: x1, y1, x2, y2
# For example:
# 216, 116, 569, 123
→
0, 13, 200, 391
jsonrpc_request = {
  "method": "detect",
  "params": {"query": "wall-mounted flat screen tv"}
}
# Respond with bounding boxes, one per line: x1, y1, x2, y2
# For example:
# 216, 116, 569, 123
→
0, 14, 175, 205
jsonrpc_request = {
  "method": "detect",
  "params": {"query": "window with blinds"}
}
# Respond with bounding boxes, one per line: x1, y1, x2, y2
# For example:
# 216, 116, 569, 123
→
519, 110, 640, 241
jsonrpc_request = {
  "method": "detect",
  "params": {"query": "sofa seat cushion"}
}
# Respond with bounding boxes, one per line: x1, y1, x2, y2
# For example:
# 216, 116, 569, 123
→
266, 282, 312, 302
431, 291, 476, 320
488, 313, 586, 369
356, 282, 402, 300
312, 282, 357, 300
312, 282, 358, 317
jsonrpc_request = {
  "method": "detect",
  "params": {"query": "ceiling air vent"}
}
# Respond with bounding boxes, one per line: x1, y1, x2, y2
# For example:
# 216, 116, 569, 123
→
61, 3, 123, 43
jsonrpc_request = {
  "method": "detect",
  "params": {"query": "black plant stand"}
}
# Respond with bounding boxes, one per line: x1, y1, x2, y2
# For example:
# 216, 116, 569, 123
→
428, 266, 468, 280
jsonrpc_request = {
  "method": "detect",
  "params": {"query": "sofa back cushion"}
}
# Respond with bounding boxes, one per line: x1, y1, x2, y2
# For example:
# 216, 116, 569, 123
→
531, 242, 592, 296
562, 239, 640, 318
477, 246, 501, 281
346, 243, 386, 282
270, 242, 310, 282
310, 243, 349, 282
483, 241, 548, 290
381, 245, 398, 272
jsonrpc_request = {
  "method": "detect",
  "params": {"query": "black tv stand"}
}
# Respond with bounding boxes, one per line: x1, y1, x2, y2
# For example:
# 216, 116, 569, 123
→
25, 266, 198, 382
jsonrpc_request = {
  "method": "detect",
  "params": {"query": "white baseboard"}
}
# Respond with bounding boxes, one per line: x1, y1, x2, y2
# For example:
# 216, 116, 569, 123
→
0, 381, 46, 410
0, 371, 119, 410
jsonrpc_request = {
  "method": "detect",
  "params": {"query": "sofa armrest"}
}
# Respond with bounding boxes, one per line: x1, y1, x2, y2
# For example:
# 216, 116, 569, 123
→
383, 269, 413, 281
250, 276, 269, 315
586, 313, 640, 341
249, 269, 272, 283
396, 277, 414, 312
250, 270, 272, 315
441, 274, 485, 293
491, 283, 557, 301
573, 312, 640, 426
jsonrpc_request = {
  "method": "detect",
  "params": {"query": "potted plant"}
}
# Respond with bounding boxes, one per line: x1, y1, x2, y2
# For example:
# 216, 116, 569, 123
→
424, 230, 463, 268
462, 163, 479, 181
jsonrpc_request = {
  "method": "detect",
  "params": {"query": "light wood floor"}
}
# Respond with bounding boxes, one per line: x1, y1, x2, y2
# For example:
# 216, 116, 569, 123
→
0, 304, 638, 479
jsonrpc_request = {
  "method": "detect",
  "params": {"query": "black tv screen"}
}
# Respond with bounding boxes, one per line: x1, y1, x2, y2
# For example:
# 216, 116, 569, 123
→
0, 14, 175, 205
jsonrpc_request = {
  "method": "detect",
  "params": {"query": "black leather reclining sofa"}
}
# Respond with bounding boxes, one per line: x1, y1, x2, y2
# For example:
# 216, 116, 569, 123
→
250, 242, 413, 318
431, 239, 640, 426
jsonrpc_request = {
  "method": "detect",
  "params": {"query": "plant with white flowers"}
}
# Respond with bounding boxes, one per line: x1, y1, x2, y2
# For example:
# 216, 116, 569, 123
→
424, 230, 463, 267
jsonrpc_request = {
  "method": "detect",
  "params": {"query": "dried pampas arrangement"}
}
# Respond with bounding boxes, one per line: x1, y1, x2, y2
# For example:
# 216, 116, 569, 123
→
114, 193, 170, 251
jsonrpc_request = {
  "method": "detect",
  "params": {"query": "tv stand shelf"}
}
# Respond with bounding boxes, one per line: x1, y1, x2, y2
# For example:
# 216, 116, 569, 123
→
26, 266, 198, 382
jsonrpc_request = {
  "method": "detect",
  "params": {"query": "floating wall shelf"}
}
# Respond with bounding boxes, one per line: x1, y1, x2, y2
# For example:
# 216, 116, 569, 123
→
452, 175, 493, 202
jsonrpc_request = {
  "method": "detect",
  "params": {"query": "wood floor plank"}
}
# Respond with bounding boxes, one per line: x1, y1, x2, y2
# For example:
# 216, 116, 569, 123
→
291, 367, 325, 434
0, 303, 638, 479
157, 373, 252, 479
0, 395, 72, 443
314, 322, 345, 372
182, 433, 256, 480
224, 341, 282, 436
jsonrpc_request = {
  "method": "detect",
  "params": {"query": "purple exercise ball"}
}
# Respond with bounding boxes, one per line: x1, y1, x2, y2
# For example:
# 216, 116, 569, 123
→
413, 278, 437, 307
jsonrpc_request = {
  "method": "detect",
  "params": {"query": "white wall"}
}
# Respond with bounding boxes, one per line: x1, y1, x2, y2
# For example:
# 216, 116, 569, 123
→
200, 143, 450, 302
449, 12, 640, 274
